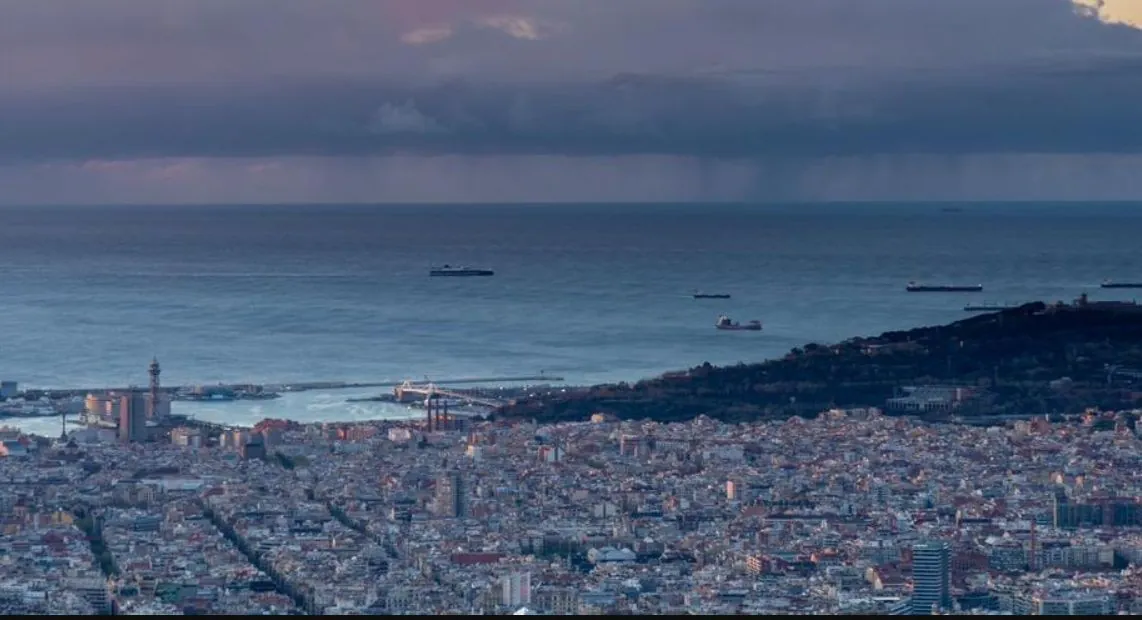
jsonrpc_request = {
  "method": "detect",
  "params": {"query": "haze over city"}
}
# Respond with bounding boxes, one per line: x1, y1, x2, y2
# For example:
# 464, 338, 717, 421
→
1, 0, 1142, 204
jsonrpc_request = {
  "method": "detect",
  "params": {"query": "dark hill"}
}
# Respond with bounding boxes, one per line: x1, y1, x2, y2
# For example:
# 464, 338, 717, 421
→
496, 300, 1142, 423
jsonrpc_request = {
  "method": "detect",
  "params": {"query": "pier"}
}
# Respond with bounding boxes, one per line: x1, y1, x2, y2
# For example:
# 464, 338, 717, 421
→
171, 416, 240, 434
24, 374, 563, 400
393, 381, 512, 408
0, 368, 564, 424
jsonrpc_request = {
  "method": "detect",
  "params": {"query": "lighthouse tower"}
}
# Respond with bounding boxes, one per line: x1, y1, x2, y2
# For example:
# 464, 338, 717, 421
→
148, 358, 162, 419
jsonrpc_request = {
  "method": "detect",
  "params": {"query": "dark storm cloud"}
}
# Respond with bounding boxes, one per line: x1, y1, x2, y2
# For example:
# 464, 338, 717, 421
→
0, 0, 1141, 161
3, 63, 1142, 161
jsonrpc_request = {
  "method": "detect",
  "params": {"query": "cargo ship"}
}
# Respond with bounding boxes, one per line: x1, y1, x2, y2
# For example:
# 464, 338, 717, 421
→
1100, 281, 1142, 289
716, 314, 762, 331
430, 265, 495, 277
906, 281, 983, 293
693, 291, 731, 299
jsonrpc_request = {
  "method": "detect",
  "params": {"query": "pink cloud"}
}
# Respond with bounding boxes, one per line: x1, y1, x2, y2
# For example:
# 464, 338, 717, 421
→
146, 161, 201, 182
381, 0, 522, 29
401, 26, 455, 45
80, 160, 138, 174
247, 162, 283, 174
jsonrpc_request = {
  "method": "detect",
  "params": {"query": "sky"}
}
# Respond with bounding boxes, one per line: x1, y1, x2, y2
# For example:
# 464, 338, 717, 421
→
1, 0, 1142, 204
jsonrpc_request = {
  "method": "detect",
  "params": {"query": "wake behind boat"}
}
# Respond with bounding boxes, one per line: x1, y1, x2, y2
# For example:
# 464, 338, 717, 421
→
715, 314, 761, 331
906, 281, 983, 293
430, 265, 495, 277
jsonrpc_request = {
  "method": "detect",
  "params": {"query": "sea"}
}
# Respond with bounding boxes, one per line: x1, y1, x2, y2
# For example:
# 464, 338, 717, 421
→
2, 201, 1140, 435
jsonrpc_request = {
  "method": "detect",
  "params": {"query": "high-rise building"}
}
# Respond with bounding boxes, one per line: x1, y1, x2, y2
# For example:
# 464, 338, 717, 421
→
118, 391, 148, 443
436, 472, 467, 518
242, 441, 266, 460
911, 540, 951, 614
261, 427, 282, 449
501, 571, 532, 607
242, 433, 267, 460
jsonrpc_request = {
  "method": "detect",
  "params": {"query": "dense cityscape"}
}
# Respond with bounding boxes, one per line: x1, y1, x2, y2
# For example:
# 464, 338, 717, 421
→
4, 369, 1142, 615
4, 1, 1142, 615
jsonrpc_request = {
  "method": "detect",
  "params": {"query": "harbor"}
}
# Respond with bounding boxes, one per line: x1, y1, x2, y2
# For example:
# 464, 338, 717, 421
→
0, 369, 565, 425
23, 375, 554, 401
22, 373, 562, 400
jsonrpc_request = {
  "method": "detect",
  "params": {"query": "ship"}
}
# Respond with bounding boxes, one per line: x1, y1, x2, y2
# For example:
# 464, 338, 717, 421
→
430, 265, 495, 277
715, 314, 761, 331
1100, 281, 1142, 289
693, 291, 731, 299
906, 281, 983, 293
964, 302, 1018, 312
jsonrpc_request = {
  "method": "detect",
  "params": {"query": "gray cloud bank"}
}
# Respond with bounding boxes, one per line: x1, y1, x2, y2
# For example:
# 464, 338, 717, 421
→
3, 65, 1142, 161
0, 0, 1141, 162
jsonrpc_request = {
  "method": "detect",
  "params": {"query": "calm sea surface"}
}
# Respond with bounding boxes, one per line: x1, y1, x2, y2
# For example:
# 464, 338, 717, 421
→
2, 202, 1140, 431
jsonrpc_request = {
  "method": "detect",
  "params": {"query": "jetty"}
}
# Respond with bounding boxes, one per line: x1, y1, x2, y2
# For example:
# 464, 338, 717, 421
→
21, 375, 563, 400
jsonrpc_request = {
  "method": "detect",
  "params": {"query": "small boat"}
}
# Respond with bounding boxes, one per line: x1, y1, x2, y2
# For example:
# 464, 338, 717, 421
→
964, 302, 1018, 312
430, 265, 495, 277
1100, 281, 1142, 289
693, 291, 731, 299
715, 314, 761, 331
906, 281, 983, 293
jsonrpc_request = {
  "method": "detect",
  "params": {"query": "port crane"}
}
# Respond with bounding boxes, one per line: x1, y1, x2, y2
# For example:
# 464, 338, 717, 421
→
393, 381, 505, 408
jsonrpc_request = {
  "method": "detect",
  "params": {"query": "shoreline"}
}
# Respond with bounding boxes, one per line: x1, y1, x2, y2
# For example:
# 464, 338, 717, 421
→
17, 299, 1142, 436
499, 300, 1142, 425
1, 388, 424, 437
1, 375, 578, 436
0, 375, 1065, 441
13, 373, 565, 399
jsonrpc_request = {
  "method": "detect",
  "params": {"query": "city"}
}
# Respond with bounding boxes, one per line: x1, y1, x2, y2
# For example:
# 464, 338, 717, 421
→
4, 0, 1142, 617
4, 379, 1142, 614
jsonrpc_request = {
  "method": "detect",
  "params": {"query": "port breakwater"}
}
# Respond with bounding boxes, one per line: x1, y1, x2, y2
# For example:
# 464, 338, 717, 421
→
24, 375, 563, 400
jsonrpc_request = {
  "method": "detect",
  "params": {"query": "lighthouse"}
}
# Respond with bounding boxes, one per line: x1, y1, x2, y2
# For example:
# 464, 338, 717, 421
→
148, 358, 162, 419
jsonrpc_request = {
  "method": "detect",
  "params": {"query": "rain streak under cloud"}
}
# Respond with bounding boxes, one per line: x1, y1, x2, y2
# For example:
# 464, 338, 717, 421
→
1, 0, 1142, 204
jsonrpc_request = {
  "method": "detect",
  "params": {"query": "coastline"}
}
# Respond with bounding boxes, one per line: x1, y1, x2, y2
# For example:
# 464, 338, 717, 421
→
3, 201, 1142, 438
11, 298, 1142, 436
3, 388, 423, 437
498, 300, 1142, 424
1, 376, 576, 437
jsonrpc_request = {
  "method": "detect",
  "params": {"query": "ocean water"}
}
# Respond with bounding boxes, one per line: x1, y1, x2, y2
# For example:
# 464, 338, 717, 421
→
2, 201, 1141, 432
